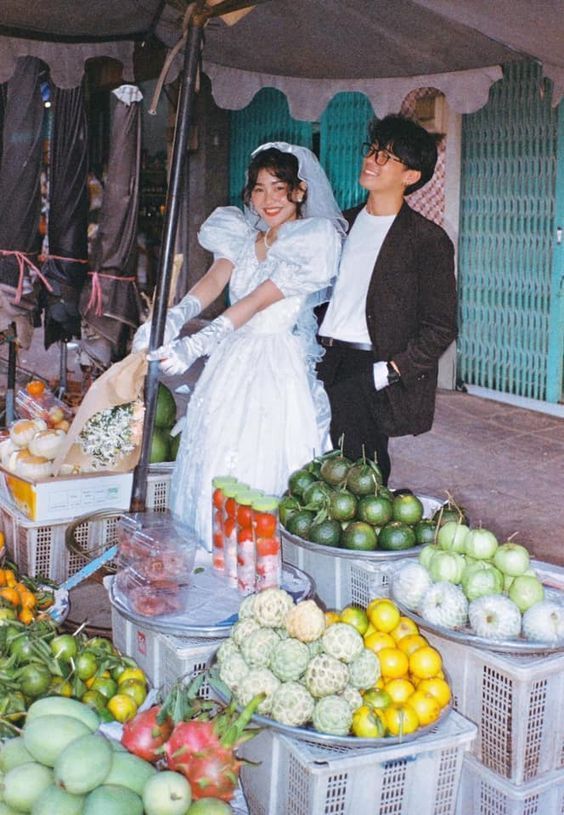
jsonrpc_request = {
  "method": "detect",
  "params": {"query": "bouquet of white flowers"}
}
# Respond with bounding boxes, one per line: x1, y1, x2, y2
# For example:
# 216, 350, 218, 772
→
79, 400, 144, 470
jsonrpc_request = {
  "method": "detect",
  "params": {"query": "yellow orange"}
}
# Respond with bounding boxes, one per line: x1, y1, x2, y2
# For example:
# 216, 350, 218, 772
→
389, 616, 419, 642
409, 646, 443, 680
397, 634, 428, 656
384, 678, 416, 704
384, 703, 419, 736
378, 647, 409, 680
408, 690, 441, 726
416, 678, 452, 709
367, 599, 401, 633
340, 606, 369, 635
324, 610, 340, 626
364, 631, 395, 655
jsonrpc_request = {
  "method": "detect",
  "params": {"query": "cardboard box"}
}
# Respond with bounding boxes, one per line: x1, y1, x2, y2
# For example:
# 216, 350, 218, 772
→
0, 466, 133, 522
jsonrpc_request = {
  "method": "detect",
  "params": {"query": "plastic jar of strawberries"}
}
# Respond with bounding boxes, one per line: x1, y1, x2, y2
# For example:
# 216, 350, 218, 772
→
211, 475, 238, 572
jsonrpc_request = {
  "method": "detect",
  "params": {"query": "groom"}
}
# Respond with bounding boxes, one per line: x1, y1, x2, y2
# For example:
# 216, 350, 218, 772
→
317, 114, 457, 485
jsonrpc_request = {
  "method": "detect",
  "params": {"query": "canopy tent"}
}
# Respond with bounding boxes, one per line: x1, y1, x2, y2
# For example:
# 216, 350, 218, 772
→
0, 0, 563, 507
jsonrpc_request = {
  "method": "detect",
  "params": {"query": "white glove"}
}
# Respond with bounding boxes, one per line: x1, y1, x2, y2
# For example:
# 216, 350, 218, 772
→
131, 293, 202, 353
148, 314, 234, 376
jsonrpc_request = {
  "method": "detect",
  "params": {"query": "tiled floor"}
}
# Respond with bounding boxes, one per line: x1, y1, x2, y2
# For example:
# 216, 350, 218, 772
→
390, 390, 564, 566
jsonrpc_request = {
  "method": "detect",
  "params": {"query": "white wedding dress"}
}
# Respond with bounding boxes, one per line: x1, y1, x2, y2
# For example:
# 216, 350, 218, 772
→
170, 206, 342, 547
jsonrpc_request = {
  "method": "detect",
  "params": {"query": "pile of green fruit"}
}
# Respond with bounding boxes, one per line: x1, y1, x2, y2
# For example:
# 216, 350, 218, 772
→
149, 385, 180, 464
0, 619, 149, 736
279, 451, 447, 553
0, 696, 230, 814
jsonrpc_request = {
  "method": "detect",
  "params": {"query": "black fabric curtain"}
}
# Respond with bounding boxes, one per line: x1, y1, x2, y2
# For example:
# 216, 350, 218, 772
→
0, 56, 43, 292
41, 83, 89, 348
80, 88, 143, 360
0, 56, 44, 348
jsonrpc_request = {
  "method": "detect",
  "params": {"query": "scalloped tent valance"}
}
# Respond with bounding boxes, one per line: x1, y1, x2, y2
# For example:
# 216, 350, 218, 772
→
0, 0, 562, 113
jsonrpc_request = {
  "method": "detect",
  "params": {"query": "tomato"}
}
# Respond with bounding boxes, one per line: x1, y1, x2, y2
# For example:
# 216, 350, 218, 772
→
76, 651, 98, 681
237, 528, 253, 544
212, 488, 224, 509
90, 676, 118, 700
223, 518, 236, 538
225, 498, 237, 518
19, 663, 51, 697
256, 538, 280, 557
213, 532, 224, 549
236, 505, 253, 528
9, 635, 34, 662
107, 693, 137, 723
254, 512, 277, 537
50, 634, 78, 662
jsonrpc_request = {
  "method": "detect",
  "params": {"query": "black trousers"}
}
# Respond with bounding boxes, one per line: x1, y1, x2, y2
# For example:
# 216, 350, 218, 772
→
317, 345, 391, 485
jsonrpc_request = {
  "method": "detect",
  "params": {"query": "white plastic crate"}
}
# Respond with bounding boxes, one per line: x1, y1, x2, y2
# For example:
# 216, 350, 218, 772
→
281, 536, 411, 608
456, 755, 564, 815
425, 626, 564, 783
239, 710, 476, 815
0, 471, 172, 582
110, 605, 225, 693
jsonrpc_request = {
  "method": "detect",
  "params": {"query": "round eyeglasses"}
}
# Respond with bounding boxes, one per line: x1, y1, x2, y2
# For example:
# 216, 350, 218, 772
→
361, 143, 405, 166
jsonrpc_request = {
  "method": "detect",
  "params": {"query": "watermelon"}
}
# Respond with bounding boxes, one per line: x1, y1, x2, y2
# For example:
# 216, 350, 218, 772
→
155, 384, 176, 428
149, 427, 171, 463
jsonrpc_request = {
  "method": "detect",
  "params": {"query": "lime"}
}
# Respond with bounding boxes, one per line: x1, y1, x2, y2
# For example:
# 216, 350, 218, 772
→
81, 689, 108, 714
279, 495, 301, 526
285, 510, 315, 539
392, 494, 424, 525
329, 490, 357, 522
340, 606, 369, 635
352, 705, 386, 738
357, 495, 393, 526
363, 688, 393, 710
414, 519, 437, 545
378, 486, 394, 502
378, 522, 417, 551
302, 480, 333, 511
433, 502, 468, 526
346, 463, 382, 496
308, 519, 342, 547
288, 469, 317, 499
320, 455, 352, 486
342, 521, 378, 551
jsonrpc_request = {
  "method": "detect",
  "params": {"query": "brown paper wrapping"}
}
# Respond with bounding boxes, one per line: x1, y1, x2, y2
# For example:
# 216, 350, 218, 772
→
52, 352, 148, 475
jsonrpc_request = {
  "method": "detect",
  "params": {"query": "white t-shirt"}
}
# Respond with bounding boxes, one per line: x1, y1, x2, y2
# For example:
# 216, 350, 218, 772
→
320, 207, 396, 344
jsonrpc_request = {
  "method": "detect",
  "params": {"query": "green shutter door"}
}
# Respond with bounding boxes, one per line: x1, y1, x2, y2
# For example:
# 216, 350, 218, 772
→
458, 61, 560, 402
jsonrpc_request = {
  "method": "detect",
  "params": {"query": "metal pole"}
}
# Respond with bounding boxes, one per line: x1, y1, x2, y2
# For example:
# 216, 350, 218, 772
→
130, 9, 206, 511
5, 323, 17, 425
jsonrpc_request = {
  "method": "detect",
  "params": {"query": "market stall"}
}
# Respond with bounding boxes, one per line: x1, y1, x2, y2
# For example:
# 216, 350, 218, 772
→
0, 3, 562, 814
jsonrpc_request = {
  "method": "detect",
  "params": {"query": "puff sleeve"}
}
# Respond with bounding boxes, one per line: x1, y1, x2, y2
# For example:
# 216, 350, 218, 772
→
266, 217, 341, 299
198, 206, 255, 264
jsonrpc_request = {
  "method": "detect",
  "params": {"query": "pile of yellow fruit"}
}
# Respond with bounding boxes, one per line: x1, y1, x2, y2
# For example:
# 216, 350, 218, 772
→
326, 597, 452, 738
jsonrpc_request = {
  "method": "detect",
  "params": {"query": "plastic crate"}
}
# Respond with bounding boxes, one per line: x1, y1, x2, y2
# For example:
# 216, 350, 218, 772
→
239, 710, 477, 815
281, 537, 412, 608
110, 605, 225, 693
0, 471, 172, 582
456, 755, 564, 815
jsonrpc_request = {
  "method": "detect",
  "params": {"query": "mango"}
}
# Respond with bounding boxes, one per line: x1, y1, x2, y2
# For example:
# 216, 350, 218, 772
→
31, 784, 84, 815
104, 752, 156, 795
0, 737, 34, 772
26, 698, 99, 732
3, 762, 53, 812
23, 716, 91, 767
84, 784, 143, 815
54, 734, 113, 794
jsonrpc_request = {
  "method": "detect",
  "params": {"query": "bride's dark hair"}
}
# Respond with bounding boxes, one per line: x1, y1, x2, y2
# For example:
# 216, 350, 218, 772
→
243, 147, 307, 215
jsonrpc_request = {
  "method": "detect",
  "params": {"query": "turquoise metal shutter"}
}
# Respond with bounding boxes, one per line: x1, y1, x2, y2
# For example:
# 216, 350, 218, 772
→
228, 88, 312, 208
458, 61, 560, 402
319, 92, 374, 211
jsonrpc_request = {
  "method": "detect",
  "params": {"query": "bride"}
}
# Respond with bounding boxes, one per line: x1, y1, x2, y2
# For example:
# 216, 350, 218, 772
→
134, 142, 346, 546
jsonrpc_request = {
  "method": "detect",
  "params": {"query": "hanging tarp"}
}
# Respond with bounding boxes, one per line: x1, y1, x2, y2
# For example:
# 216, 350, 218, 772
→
0, 56, 45, 349
41, 83, 89, 349
79, 85, 143, 370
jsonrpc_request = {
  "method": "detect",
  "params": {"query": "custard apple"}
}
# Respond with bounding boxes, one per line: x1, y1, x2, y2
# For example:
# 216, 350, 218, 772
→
238, 593, 257, 620
240, 627, 280, 669
215, 638, 240, 665
269, 638, 311, 682
340, 686, 363, 712
285, 600, 326, 642
236, 668, 281, 714
219, 651, 250, 693
232, 617, 261, 647
321, 623, 364, 663
253, 588, 294, 628
312, 695, 353, 736
270, 682, 315, 727
348, 648, 380, 690
419, 581, 469, 628
304, 653, 349, 698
